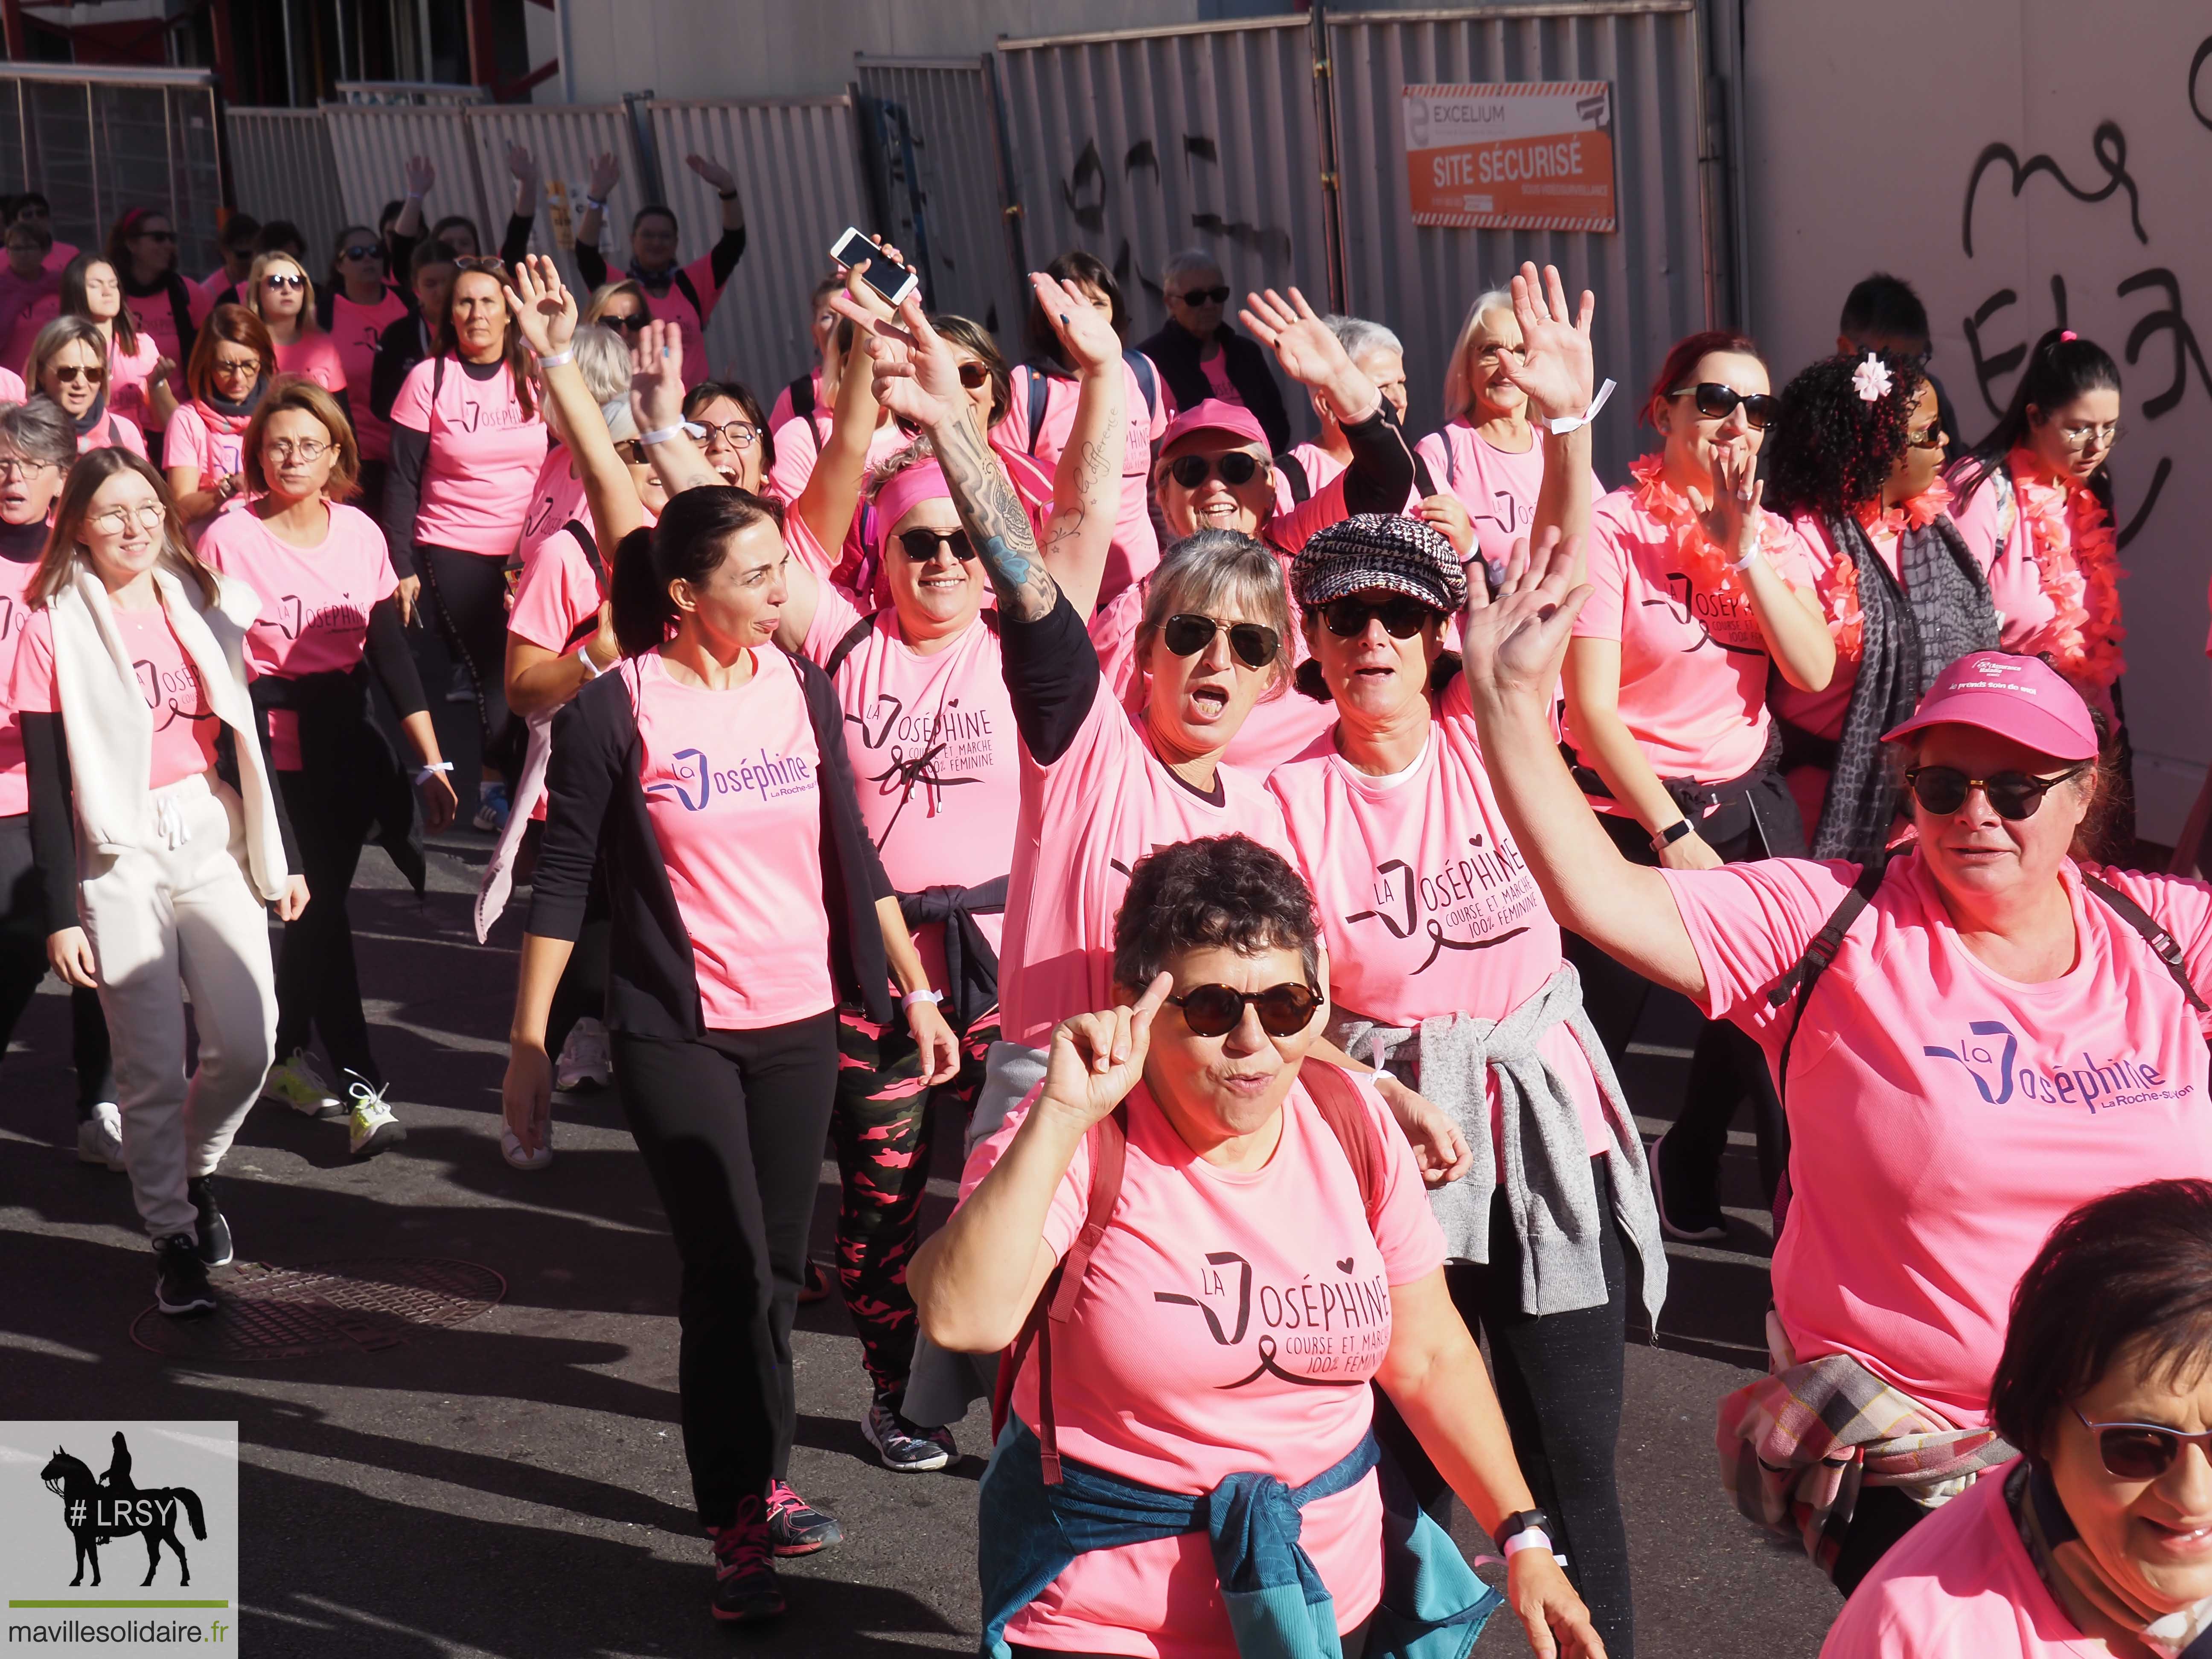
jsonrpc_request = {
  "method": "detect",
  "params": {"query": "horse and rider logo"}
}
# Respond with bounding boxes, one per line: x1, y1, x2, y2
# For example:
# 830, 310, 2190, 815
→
38, 1432, 209, 1587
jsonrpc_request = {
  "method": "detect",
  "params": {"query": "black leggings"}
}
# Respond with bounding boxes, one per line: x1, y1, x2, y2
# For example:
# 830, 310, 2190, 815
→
612, 1011, 839, 1528
1372, 1156, 1636, 1659
0, 812, 113, 1116
272, 771, 378, 1087
418, 544, 513, 780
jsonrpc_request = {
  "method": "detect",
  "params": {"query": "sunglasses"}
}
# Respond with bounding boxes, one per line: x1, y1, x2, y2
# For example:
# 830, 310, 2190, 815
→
341, 244, 381, 262
1903, 763, 2089, 821
1905, 424, 1946, 451
262, 273, 306, 291
1167, 451, 1264, 490
1168, 981, 1321, 1039
1321, 594, 1439, 639
1161, 612, 1279, 669
607, 311, 651, 334
453, 256, 506, 274
2072, 1402, 2212, 1482
48, 365, 105, 386
1671, 381, 1778, 430
956, 361, 989, 390
897, 527, 976, 563
1174, 285, 1231, 306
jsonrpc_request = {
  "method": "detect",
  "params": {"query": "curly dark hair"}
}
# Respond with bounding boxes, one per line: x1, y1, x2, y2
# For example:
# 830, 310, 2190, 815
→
1111, 835, 1320, 994
1762, 349, 1927, 521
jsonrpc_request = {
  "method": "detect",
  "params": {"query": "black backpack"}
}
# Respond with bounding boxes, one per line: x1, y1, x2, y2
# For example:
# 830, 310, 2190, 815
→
1022, 351, 1161, 456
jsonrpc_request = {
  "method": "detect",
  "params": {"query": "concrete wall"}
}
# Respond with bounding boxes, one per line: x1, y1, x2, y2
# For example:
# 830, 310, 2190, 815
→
1742, 0, 2212, 839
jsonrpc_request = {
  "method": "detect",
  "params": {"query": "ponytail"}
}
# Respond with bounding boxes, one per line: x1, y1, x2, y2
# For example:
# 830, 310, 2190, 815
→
608, 525, 668, 658
607, 486, 783, 659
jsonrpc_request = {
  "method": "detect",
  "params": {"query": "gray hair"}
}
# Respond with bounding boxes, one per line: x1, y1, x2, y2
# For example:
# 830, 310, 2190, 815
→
572, 324, 631, 407
0, 396, 77, 467
1441, 287, 1516, 422
1162, 247, 1223, 291
1137, 529, 1292, 700
1326, 314, 1403, 365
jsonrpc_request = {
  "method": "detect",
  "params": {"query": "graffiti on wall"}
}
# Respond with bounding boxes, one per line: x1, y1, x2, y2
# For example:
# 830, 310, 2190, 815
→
1055, 132, 1293, 309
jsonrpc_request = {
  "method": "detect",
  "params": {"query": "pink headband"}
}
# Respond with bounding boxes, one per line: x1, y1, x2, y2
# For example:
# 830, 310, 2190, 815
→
871, 460, 951, 551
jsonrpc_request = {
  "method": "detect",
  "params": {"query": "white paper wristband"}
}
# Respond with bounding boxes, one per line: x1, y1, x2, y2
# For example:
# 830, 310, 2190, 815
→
903, 988, 945, 1010
1501, 1527, 1565, 1566
536, 348, 573, 369
1544, 378, 1616, 436
413, 760, 453, 784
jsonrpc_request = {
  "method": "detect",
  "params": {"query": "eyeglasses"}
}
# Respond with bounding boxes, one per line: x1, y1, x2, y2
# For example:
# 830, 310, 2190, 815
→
1903, 763, 2090, 821
265, 438, 329, 463
262, 273, 306, 292
0, 456, 57, 479
47, 365, 105, 386
1167, 981, 1321, 1039
87, 502, 168, 535
1671, 382, 1778, 430
2061, 421, 2124, 449
693, 417, 758, 450
897, 527, 976, 563
1905, 423, 1946, 451
340, 244, 381, 263
1161, 612, 1279, 669
955, 361, 989, 390
1321, 594, 1440, 639
2072, 1402, 2212, 1481
211, 356, 261, 378
1173, 285, 1231, 306
1167, 452, 1265, 490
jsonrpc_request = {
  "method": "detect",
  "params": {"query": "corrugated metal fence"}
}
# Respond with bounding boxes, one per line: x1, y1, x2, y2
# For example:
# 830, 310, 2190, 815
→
226, 108, 347, 267
463, 103, 649, 300
320, 103, 493, 259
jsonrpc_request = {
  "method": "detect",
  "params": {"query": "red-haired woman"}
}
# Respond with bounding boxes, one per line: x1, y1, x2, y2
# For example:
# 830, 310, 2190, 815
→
1560, 330, 1835, 1241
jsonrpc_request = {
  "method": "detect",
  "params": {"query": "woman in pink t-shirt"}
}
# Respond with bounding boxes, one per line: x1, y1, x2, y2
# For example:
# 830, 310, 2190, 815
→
164, 305, 275, 533
243, 252, 349, 415
385, 261, 548, 831
198, 380, 455, 1160
62, 254, 173, 440
12, 449, 306, 1320
318, 225, 413, 522
29, 316, 146, 458
1826, 1179, 2212, 1658
914, 835, 1601, 1659
1460, 550, 2212, 1595
571, 148, 746, 389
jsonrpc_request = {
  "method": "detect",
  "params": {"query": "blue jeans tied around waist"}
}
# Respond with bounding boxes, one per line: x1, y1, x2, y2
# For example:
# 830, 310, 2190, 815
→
977, 1416, 1501, 1659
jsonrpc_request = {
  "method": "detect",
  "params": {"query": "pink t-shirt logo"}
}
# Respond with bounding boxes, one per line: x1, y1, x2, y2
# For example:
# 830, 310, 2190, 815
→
134, 655, 212, 731
0, 593, 20, 643
274, 592, 373, 641
1922, 1017, 2180, 1112
644, 744, 815, 813
1650, 570, 1766, 657
844, 693, 996, 838
1342, 836, 1540, 975
1152, 1249, 1391, 1388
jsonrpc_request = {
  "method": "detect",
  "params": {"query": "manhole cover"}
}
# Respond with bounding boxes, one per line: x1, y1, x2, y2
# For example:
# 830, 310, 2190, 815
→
130, 1257, 506, 1362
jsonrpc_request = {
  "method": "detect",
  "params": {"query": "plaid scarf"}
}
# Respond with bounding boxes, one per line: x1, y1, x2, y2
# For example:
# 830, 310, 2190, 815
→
1813, 510, 1997, 862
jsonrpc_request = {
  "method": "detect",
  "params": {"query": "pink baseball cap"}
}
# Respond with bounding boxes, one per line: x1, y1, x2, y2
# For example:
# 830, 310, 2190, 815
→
1880, 651, 2098, 761
1160, 397, 1268, 454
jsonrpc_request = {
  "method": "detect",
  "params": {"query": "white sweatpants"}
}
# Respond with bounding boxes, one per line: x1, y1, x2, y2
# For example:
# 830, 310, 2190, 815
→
79, 771, 277, 1240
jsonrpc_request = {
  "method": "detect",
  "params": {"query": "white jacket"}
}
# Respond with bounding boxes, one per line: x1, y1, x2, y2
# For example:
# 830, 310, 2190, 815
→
46, 558, 288, 901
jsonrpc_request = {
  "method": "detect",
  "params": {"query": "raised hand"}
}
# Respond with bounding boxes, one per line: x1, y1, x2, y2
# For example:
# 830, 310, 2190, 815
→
1240, 286, 1378, 422
504, 254, 576, 359
1700, 442, 1764, 559
1458, 528, 1589, 708
1494, 261, 1595, 425
1037, 975, 1172, 1134
684, 152, 738, 197
586, 150, 620, 203
1032, 272, 1121, 377
628, 318, 688, 437
830, 283, 966, 433
403, 154, 436, 198
506, 141, 538, 187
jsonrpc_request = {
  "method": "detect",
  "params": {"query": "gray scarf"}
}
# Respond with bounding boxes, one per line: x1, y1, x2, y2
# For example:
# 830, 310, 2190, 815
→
1813, 512, 1997, 862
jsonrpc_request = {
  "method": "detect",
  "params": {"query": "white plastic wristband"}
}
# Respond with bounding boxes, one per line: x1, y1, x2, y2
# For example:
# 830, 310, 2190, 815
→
585, 196, 608, 214
639, 423, 687, 446
1501, 1527, 1565, 1566
903, 988, 945, 1011
578, 652, 602, 679
414, 760, 453, 784
1728, 548, 1766, 573
1543, 378, 1616, 437
537, 348, 573, 369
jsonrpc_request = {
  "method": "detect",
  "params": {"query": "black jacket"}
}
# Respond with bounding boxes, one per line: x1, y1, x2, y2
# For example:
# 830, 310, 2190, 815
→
526, 648, 896, 1039
1134, 320, 1292, 453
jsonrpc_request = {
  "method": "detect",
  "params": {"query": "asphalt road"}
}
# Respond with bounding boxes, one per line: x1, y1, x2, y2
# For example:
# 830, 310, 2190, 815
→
0, 683, 1842, 1657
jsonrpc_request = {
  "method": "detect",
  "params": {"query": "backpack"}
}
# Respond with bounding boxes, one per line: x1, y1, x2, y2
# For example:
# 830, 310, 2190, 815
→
556, 521, 609, 654
994, 1061, 1388, 1483
1022, 350, 1161, 457
785, 371, 815, 423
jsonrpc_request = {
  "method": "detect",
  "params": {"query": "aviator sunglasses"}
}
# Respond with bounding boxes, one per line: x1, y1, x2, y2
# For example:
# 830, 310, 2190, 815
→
1167, 451, 1265, 490
1321, 595, 1439, 639
1161, 612, 1279, 669
1168, 981, 1321, 1038
2071, 1402, 2212, 1481
1670, 381, 1778, 430
1903, 763, 2090, 821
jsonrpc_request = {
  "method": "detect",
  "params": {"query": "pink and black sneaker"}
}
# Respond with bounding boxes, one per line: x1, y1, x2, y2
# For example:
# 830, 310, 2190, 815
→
707, 1495, 784, 1622
765, 1478, 844, 1557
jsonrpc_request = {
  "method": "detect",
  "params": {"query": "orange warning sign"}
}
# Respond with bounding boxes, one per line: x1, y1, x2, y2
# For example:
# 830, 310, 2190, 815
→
1402, 81, 1617, 232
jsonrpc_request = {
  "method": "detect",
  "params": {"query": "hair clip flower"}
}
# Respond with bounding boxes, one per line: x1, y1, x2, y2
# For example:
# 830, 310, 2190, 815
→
1852, 353, 1892, 404
2060, 329, 2078, 343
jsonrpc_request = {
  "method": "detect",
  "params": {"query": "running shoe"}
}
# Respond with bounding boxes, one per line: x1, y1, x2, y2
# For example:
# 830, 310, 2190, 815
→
707, 1496, 784, 1622
553, 1017, 612, 1091
472, 783, 511, 835
262, 1050, 342, 1117
764, 1479, 843, 1556
1649, 1124, 1728, 1243
186, 1175, 233, 1268
154, 1233, 217, 1317
344, 1073, 407, 1158
76, 1102, 124, 1170
862, 1393, 955, 1473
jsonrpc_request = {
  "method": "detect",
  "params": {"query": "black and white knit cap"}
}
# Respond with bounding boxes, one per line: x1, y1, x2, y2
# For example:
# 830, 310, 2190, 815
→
1289, 513, 1467, 613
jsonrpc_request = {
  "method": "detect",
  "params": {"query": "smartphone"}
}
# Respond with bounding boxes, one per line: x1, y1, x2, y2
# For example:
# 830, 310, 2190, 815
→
830, 227, 920, 307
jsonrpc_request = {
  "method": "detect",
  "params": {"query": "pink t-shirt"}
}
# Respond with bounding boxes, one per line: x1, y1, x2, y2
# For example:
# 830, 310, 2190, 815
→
632, 650, 835, 1030
187, 270, 240, 328
1414, 420, 1606, 581
0, 551, 37, 815
997, 661, 1298, 1051
163, 400, 249, 489
764, 410, 911, 577
1563, 484, 1821, 792
517, 445, 589, 565
962, 1074, 1447, 1656
0, 367, 22, 403
510, 519, 624, 825
388, 355, 548, 557
273, 331, 348, 399
0, 279, 57, 373
766, 367, 820, 434
1005, 355, 1172, 604
1269, 673, 1608, 1158
801, 582, 1019, 1000
1946, 473, 2070, 659
105, 330, 165, 434
636, 251, 725, 389
11, 604, 220, 790
77, 409, 146, 458
1663, 852, 2212, 1426
1820, 1463, 2093, 1658
1199, 349, 1237, 403
327, 287, 411, 463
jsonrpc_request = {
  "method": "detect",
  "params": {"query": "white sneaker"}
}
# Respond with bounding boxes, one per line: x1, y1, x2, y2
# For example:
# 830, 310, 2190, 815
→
344, 1073, 406, 1158
76, 1102, 123, 1170
262, 1051, 342, 1117
554, 1018, 612, 1092
501, 1123, 553, 1170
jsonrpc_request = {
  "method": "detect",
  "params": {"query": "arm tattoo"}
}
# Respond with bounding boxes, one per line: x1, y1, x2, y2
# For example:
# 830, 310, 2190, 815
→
1043, 433, 1115, 557
936, 415, 1059, 622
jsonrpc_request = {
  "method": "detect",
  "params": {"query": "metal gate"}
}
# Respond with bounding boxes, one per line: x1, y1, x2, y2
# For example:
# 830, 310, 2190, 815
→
463, 103, 649, 299
321, 103, 492, 259
854, 55, 1026, 354
226, 108, 348, 269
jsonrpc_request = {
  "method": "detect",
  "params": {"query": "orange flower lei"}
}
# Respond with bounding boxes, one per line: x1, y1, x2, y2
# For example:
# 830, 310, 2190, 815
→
2008, 447, 2125, 689
1628, 453, 1796, 602
1820, 478, 1955, 664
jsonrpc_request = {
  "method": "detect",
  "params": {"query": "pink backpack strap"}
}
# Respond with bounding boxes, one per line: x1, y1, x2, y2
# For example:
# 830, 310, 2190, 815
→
1298, 1059, 1388, 1231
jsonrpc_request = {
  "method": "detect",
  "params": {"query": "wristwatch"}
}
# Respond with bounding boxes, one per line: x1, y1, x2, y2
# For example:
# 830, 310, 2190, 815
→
1495, 1508, 1551, 1549
1650, 818, 1694, 854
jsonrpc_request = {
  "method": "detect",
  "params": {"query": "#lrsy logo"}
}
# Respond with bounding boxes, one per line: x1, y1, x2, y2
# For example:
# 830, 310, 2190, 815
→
2, 1420, 239, 1654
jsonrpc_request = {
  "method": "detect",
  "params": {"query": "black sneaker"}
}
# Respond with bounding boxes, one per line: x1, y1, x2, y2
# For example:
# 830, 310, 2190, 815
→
764, 1479, 843, 1556
707, 1496, 785, 1622
862, 1393, 955, 1473
186, 1176, 233, 1268
154, 1234, 217, 1317
1649, 1125, 1729, 1242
